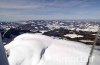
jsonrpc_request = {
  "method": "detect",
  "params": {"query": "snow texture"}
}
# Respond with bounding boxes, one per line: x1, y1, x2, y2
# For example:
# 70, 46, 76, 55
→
4, 33, 100, 65
64, 34, 83, 38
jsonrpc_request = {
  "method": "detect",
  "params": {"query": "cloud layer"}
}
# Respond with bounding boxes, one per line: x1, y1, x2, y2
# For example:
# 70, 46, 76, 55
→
0, 0, 100, 21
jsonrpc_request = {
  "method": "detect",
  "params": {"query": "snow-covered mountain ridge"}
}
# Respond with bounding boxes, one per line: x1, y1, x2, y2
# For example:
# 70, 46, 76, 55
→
5, 33, 100, 65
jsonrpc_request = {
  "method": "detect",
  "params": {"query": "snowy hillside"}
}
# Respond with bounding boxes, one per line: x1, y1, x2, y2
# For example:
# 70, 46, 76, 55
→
5, 33, 100, 65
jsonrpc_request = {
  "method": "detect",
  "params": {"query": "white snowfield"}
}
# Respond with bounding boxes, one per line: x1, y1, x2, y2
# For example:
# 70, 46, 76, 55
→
64, 34, 83, 38
4, 33, 100, 65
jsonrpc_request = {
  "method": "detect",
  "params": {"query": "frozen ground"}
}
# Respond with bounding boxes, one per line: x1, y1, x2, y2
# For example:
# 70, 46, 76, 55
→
5, 33, 100, 65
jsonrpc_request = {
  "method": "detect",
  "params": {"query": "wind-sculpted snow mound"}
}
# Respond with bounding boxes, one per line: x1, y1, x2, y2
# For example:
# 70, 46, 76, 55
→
5, 33, 100, 65
5, 33, 54, 65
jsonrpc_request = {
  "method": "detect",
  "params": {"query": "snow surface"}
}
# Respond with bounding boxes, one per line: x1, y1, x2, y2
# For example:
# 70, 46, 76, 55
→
64, 34, 83, 38
79, 40, 94, 43
4, 33, 100, 65
76, 25, 99, 32
5, 33, 54, 65
40, 30, 47, 33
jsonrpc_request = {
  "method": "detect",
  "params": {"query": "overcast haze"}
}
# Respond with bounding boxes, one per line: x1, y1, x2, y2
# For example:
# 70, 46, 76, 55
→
0, 0, 100, 21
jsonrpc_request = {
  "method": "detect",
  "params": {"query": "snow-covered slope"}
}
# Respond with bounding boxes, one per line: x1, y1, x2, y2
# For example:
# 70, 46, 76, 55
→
5, 33, 100, 65
5, 33, 54, 65
64, 34, 83, 38
38, 40, 100, 65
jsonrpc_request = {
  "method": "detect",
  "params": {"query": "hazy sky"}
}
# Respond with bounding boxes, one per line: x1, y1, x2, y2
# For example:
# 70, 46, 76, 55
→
0, 0, 100, 21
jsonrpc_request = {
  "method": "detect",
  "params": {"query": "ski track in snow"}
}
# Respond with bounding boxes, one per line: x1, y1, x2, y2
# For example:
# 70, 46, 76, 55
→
4, 33, 100, 65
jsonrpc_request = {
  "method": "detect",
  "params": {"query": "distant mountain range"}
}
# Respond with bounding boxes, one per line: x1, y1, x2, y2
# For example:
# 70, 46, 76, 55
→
0, 20, 100, 46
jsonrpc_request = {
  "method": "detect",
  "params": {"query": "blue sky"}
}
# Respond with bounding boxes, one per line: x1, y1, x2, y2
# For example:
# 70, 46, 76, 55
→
0, 0, 100, 21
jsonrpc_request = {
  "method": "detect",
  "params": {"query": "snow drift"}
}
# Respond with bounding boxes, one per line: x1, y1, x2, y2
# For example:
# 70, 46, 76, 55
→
5, 33, 100, 65
5, 33, 54, 65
